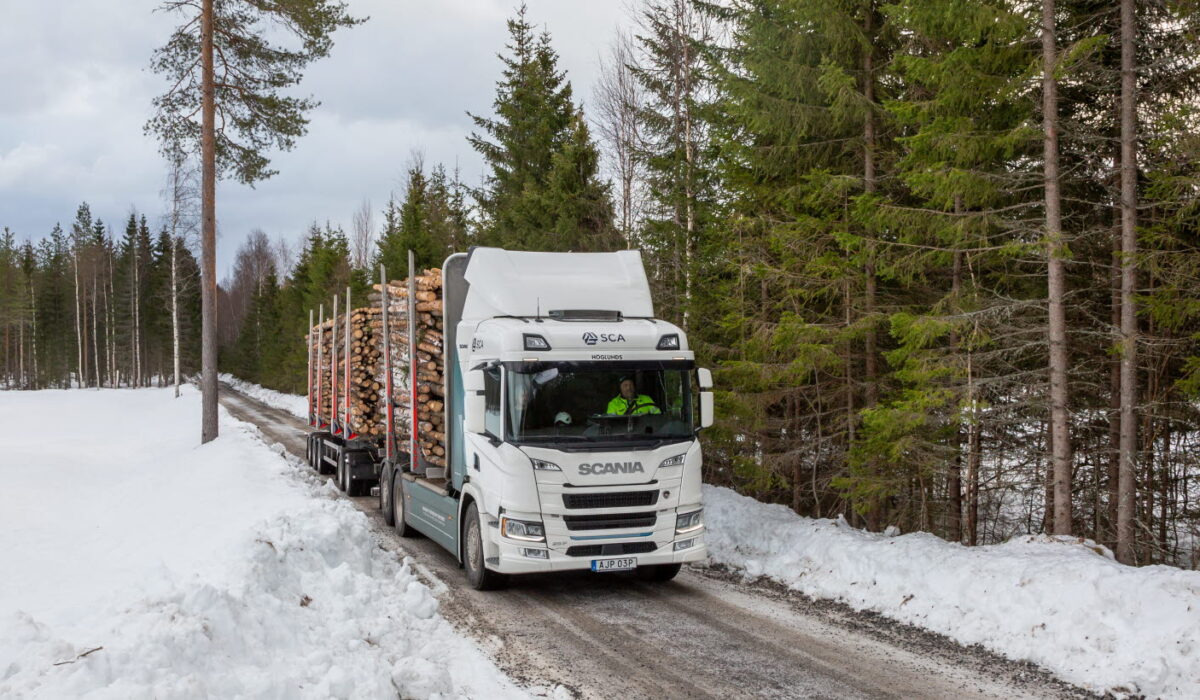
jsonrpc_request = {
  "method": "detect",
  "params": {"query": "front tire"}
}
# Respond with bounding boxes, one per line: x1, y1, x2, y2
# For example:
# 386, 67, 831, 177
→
636, 563, 682, 583
463, 503, 506, 590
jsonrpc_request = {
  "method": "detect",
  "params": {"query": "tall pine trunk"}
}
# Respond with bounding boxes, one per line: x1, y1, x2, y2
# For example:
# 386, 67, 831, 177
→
1116, 0, 1139, 564
1042, 0, 1072, 535
200, 0, 219, 442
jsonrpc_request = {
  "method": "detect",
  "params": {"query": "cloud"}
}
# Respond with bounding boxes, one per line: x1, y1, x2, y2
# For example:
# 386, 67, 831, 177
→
0, 0, 632, 275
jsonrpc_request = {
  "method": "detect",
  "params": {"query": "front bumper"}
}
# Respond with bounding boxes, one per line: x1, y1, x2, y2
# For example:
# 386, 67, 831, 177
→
490, 531, 708, 574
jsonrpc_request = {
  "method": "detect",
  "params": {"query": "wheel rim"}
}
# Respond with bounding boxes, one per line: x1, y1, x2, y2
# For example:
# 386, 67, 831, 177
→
381, 470, 390, 513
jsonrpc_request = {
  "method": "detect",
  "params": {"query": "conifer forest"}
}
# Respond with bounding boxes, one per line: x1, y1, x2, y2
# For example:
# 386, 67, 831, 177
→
4, 0, 1200, 570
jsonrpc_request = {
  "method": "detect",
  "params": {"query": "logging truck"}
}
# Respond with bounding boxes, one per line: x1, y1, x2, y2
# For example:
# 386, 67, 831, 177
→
304, 247, 713, 589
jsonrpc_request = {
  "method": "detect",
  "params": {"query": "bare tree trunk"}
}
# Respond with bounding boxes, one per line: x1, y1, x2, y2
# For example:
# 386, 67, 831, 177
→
73, 247, 83, 387
1115, 0, 1138, 564
17, 303, 24, 389
92, 275, 100, 389
134, 232, 142, 388
967, 412, 981, 546
1042, 0, 1072, 536
948, 245, 964, 543
200, 0, 219, 442
29, 278, 38, 389
1107, 213, 1120, 547
107, 252, 116, 386
172, 234, 182, 398
862, 3, 878, 411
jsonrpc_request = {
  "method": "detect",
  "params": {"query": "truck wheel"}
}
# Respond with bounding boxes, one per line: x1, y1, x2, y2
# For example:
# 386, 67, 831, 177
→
380, 465, 395, 526
392, 476, 414, 537
636, 563, 682, 583
317, 441, 332, 476
336, 451, 348, 492
463, 502, 506, 590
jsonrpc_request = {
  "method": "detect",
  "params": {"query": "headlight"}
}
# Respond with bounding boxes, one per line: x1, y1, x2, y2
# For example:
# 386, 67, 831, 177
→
656, 333, 680, 350
530, 458, 561, 471
523, 333, 551, 351
676, 509, 703, 534
659, 453, 686, 468
501, 517, 546, 542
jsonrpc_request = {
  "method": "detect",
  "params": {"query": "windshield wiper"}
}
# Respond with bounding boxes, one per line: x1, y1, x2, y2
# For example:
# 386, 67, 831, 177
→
518, 435, 593, 442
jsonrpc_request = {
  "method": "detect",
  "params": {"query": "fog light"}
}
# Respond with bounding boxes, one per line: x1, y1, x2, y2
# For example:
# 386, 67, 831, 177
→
522, 547, 549, 559
674, 538, 696, 551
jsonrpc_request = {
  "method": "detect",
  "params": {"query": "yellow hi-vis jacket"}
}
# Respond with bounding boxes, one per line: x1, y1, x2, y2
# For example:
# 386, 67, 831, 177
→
606, 394, 661, 416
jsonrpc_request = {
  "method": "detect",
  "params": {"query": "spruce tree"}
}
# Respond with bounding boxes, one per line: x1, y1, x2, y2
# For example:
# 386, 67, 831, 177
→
469, 5, 613, 251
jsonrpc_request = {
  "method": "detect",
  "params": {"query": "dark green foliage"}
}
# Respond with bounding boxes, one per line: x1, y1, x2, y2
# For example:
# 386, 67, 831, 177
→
147, 0, 363, 184
469, 5, 614, 251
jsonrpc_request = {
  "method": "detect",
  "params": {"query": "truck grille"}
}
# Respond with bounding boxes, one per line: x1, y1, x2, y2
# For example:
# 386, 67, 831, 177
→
566, 542, 659, 557
564, 512, 657, 531
562, 490, 659, 509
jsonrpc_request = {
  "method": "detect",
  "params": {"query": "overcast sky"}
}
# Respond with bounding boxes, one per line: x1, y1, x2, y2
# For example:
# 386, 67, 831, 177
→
0, 0, 632, 277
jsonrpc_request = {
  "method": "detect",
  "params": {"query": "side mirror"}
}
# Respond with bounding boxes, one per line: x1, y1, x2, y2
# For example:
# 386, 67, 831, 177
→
697, 367, 713, 390
464, 368, 486, 434
700, 391, 714, 429
465, 392, 487, 434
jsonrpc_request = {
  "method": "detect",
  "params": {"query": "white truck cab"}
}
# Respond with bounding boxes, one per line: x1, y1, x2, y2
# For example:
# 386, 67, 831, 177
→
392, 247, 713, 589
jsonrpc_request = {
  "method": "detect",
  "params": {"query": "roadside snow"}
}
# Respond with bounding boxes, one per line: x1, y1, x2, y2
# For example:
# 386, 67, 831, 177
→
219, 373, 309, 420
0, 387, 525, 699
703, 484, 1200, 699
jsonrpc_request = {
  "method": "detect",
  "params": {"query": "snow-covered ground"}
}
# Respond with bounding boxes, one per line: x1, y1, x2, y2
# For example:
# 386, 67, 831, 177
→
219, 373, 309, 421
0, 387, 525, 699
704, 485, 1200, 699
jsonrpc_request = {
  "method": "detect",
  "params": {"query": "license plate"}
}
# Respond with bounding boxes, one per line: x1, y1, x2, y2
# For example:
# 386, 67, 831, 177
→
591, 557, 637, 572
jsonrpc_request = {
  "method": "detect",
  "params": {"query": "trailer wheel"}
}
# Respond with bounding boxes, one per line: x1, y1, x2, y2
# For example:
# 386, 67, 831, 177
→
380, 465, 395, 526
317, 440, 333, 476
635, 563, 682, 583
463, 503, 506, 590
392, 476, 414, 537
337, 451, 349, 492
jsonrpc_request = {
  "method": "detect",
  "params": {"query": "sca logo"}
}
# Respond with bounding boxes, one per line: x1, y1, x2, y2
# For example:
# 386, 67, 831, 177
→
582, 331, 625, 346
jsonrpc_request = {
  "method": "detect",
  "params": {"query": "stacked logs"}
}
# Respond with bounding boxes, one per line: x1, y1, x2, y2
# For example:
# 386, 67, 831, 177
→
370, 268, 447, 469
310, 306, 387, 437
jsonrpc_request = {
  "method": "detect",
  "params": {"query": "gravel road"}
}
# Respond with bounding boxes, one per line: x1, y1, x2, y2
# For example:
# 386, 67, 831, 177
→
219, 385, 1086, 699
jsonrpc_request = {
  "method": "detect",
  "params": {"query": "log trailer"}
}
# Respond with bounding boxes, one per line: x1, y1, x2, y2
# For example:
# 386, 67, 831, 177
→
305, 247, 714, 589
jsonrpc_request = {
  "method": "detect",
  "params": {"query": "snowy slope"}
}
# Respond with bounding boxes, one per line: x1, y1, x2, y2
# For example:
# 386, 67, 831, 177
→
704, 485, 1200, 699
0, 387, 525, 699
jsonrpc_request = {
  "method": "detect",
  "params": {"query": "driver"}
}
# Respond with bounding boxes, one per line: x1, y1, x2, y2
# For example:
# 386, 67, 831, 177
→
606, 377, 661, 416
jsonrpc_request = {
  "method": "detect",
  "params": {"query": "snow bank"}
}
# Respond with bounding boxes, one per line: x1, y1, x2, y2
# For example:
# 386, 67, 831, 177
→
219, 373, 309, 420
0, 388, 523, 699
703, 484, 1200, 698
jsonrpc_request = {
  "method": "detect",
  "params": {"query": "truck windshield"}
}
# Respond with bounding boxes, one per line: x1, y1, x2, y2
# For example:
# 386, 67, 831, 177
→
505, 361, 694, 446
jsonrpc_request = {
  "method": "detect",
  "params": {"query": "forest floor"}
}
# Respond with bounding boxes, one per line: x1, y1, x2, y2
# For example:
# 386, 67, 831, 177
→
216, 381, 1097, 699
